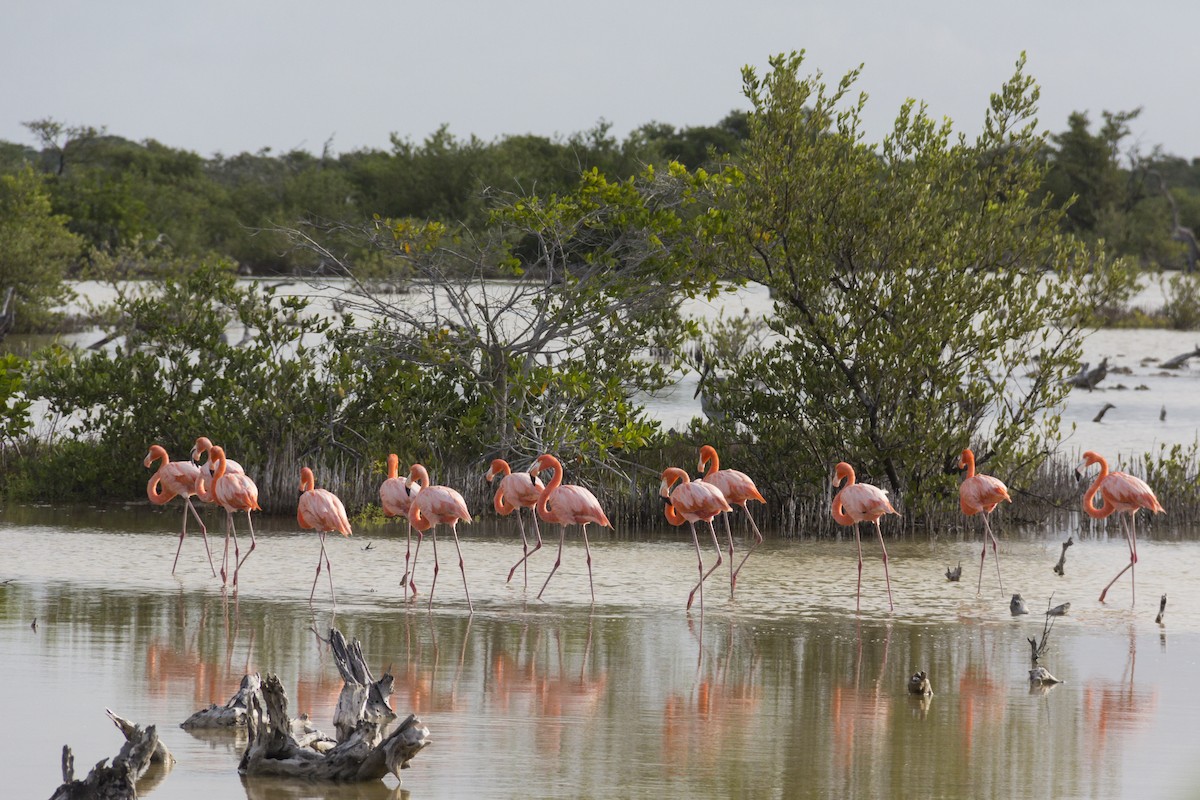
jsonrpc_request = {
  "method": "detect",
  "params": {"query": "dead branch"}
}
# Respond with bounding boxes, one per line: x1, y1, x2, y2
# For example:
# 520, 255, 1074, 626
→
1053, 536, 1074, 576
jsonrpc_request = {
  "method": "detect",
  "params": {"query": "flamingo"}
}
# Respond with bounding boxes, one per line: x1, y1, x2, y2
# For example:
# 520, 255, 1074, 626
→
698, 444, 766, 594
486, 458, 546, 588
831, 461, 897, 612
1076, 450, 1164, 603
528, 454, 611, 603
198, 445, 261, 587
144, 444, 215, 576
187, 438, 241, 489
298, 466, 353, 603
957, 448, 1012, 594
406, 464, 473, 612
661, 467, 732, 613
380, 454, 421, 600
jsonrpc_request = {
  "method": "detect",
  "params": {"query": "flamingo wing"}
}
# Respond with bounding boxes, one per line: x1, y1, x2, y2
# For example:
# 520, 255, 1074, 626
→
379, 476, 412, 517
960, 474, 1011, 515
414, 486, 472, 525
299, 489, 352, 536
672, 481, 733, 522
837, 484, 895, 523
1103, 472, 1165, 514
216, 473, 261, 513
705, 469, 765, 506
545, 485, 611, 527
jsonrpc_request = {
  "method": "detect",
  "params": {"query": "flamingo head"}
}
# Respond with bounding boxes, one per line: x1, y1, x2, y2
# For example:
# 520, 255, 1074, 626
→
191, 436, 214, 463
957, 449, 974, 471
299, 466, 315, 494
697, 444, 718, 475
485, 459, 510, 483
144, 444, 168, 469
1075, 450, 1105, 482
386, 453, 399, 480
832, 461, 855, 488
528, 453, 557, 475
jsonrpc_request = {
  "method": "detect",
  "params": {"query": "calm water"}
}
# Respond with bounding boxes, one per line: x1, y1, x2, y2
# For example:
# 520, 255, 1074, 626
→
3, 505, 1200, 799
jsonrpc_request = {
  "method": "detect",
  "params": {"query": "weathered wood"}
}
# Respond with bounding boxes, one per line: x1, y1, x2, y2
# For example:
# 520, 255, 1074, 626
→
1065, 357, 1109, 389
239, 673, 430, 783
1160, 346, 1200, 369
181, 672, 262, 729
329, 628, 396, 743
1156, 593, 1168, 624
107, 708, 175, 767
1052, 536, 1073, 576
0, 286, 14, 339
944, 561, 962, 582
50, 719, 161, 800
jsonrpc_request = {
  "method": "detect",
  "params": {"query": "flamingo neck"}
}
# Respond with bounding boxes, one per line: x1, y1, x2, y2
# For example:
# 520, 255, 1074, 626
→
387, 455, 399, 480
700, 447, 720, 477
831, 492, 855, 526
408, 464, 431, 490
961, 451, 976, 479
1082, 457, 1112, 518
536, 460, 564, 517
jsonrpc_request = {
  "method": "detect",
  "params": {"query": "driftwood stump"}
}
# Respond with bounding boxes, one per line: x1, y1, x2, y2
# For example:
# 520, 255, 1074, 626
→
330, 628, 397, 742
238, 674, 429, 782
181, 672, 262, 729
50, 717, 162, 800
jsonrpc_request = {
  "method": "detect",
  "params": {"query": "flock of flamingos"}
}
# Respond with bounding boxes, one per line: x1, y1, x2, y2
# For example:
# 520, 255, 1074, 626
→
144, 438, 1164, 613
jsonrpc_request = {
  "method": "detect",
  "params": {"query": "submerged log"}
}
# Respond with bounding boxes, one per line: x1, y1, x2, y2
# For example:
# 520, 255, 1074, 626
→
1052, 537, 1074, 576
239, 673, 430, 782
182, 672, 262, 729
107, 709, 175, 767
1065, 357, 1109, 389
50, 718, 162, 800
1160, 346, 1200, 370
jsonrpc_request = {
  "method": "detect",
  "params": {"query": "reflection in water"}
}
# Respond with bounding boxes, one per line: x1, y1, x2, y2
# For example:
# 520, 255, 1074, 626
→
5, 512, 1200, 799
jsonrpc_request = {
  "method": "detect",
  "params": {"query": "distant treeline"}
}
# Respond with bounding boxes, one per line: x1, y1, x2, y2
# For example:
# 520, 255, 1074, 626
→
1, 107, 1197, 276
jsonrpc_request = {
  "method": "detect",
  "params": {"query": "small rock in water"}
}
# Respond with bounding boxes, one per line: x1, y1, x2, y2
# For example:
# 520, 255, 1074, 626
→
1046, 602, 1070, 617
945, 562, 962, 582
1010, 593, 1029, 616
907, 670, 933, 696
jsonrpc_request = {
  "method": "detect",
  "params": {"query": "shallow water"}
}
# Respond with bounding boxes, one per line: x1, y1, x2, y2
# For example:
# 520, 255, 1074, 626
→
3, 505, 1200, 799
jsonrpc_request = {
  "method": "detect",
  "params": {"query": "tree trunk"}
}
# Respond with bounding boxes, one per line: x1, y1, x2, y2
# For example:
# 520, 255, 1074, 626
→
50, 718, 162, 800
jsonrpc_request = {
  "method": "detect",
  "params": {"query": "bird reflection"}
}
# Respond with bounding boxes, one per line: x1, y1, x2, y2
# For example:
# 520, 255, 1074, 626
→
1084, 626, 1158, 759
831, 623, 893, 776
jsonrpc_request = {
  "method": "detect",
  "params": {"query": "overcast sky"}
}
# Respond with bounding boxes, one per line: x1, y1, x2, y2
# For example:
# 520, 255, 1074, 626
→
2, 1, 1196, 160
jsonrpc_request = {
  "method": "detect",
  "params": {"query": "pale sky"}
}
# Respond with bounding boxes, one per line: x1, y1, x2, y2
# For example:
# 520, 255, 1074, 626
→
2, 1, 1197, 160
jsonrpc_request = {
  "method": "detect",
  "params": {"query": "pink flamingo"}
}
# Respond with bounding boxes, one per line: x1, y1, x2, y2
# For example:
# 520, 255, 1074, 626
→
661, 467, 732, 612
831, 462, 897, 612
529, 454, 611, 603
1076, 450, 1164, 603
698, 444, 766, 593
144, 444, 215, 576
957, 448, 1012, 594
406, 464, 473, 612
380, 454, 421, 600
486, 458, 546, 587
198, 445, 261, 587
298, 466, 353, 603
190, 436, 243, 493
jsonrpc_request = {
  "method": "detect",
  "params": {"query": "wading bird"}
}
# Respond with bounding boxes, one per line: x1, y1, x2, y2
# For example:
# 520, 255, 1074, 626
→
144, 444, 215, 576
486, 458, 546, 588
661, 467, 732, 613
191, 436, 243, 491
1076, 450, 1164, 603
380, 454, 420, 600
957, 448, 1012, 594
831, 462, 897, 612
529, 454, 611, 603
406, 464, 473, 612
698, 444, 766, 594
298, 466, 352, 603
199, 445, 261, 587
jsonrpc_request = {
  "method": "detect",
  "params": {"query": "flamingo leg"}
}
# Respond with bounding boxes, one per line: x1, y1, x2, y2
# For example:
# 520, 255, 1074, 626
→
689, 521, 725, 611
875, 519, 895, 612
686, 521, 704, 612
426, 531, 440, 611
233, 512, 257, 585
730, 506, 764, 591
220, 510, 234, 585
449, 523, 473, 613
581, 525, 594, 605
721, 513, 736, 596
310, 532, 327, 602
401, 521, 413, 601
985, 514, 1003, 594
173, 498, 215, 576
409, 531, 424, 598
507, 510, 536, 586
226, 512, 241, 588
854, 523, 864, 613
537, 528, 567, 600
1099, 513, 1138, 604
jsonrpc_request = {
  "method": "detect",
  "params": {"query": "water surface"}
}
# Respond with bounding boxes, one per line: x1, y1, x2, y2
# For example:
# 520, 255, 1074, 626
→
3, 505, 1200, 798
